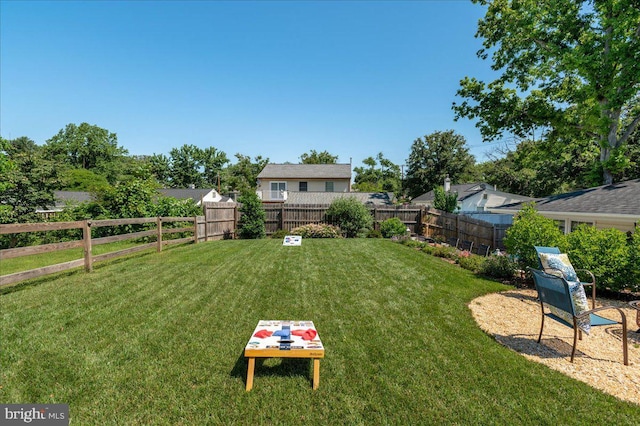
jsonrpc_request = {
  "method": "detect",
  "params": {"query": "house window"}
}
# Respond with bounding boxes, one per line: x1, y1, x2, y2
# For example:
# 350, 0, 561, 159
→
571, 221, 593, 232
483, 193, 488, 199
270, 182, 286, 200
325, 181, 334, 192
554, 220, 566, 234
299, 182, 308, 192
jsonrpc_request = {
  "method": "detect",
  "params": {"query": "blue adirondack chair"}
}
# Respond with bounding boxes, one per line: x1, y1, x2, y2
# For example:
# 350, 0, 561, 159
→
534, 246, 596, 309
530, 268, 628, 365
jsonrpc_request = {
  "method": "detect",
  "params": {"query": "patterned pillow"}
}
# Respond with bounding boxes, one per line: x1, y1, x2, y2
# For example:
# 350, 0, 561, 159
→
547, 281, 591, 334
538, 252, 578, 282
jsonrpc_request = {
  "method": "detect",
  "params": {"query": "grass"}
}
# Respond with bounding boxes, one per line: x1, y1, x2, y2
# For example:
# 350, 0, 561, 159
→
1, 239, 638, 424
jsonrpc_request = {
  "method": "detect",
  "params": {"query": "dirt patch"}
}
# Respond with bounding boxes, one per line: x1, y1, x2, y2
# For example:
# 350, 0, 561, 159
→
469, 289, 640, 405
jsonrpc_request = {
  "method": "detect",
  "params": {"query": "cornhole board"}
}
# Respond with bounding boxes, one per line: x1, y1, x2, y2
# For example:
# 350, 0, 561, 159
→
244, 320, 324, 391
282, 235, 302, 246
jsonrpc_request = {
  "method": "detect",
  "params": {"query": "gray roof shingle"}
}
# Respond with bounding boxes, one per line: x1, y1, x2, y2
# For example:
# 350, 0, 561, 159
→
494, 179, 640, 216
285, 192, 394, 205
257, 163, 352, 179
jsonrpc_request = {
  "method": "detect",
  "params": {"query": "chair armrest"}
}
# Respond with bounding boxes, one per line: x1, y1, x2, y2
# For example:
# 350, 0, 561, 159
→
574, 268, 596, 285
576, 305, 627, 324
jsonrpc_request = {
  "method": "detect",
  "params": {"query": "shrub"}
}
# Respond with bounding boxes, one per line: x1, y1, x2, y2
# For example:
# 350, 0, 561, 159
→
237, 191, 266, 239
431, 245, 458, 260
380, 217, 408, 238
503, 203, 565, 270
457, 253, 485, 273
481, 255, 518, 280
366, 229, 383, 238
325, 197, 373, 238
270, 229, 289, 239
291, 223, 341, 238
630, 225, 640, 291
566, 225, 630, 291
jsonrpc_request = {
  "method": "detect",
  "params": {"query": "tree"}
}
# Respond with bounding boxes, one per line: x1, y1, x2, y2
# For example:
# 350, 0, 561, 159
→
1, 137, 61, 223
478, 137, 600, 197
44, 123, 127, 178
237, 190, 266, 239
433, 186, 458, 213
222, 154, 269, 193
352, 153, 402, 194
168, 144, 205, 188
300, 150, 338, 164
148, 154, 172, 187
201, 147, 229, 187
404, 130, 475, 199
453, 0, 640, 185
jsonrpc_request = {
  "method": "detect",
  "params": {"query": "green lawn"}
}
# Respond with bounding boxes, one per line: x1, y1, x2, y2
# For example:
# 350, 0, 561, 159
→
1, 239, 638, 424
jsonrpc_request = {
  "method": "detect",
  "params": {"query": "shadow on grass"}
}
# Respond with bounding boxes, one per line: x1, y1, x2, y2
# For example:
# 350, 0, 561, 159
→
230, 351, 313, 388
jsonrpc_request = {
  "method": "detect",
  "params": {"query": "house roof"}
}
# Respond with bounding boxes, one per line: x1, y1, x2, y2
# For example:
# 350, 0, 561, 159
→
413, 182, 500, 203
158, 188, 212, 203
492, 179, 640, 217
285, 191, 394, 205
53, 190, 93, 207
257, 163, 352, 180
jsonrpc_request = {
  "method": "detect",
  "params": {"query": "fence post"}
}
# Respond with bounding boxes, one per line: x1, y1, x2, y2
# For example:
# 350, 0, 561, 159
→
193, 216, 198, 244
157, 217, 163, 252
280, 203, 285, 231
83, 220, 93, 272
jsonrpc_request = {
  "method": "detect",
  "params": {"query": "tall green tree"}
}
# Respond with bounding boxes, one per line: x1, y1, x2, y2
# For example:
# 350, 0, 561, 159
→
201, 147, 229, 187
405, 130, 475, 199
1, 137, 60, 223
168, 144, 205, 188
453, 0, 640, 185
237, 189, 266, 239
148, 153, 172, 187
44, 123, 127, 180
352, 153, 402, 194
433, 186, 459, 213
222, 154, 269, 193
300, 150, 338, 164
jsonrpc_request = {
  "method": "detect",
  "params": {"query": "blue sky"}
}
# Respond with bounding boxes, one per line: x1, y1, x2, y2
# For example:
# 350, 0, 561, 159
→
1, 0, 502, 169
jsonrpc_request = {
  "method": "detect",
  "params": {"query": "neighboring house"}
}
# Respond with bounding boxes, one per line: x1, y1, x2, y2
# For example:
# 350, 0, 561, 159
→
158, 188, 234, 205
412, 182, 534, 214
256, 163, 352, 202
36, 191, 95, 217
285, 191, 395, 205
491, 179, 640, 234
39, 188, 230, 216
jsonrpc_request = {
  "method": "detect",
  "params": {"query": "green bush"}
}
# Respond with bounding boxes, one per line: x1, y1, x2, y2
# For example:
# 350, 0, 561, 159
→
380, 217, 408, 238
431, 245, 458, 260
270, 229, 289, 239
325, 197, 373, 238
457, 253, 485, 273
481, 255, 518, 280
566, 225, 630, 291
291, 223, 341, 238
237, 191, 266, 239
366, 229, 383, 238
503, 203, 565, 270
630, 225, 640, 292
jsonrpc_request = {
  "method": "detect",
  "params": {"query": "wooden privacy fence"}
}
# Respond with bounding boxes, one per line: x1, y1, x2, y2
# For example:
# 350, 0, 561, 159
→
204, 202, 507, 250
0, 216, 198, 287
421, 208, 508, 251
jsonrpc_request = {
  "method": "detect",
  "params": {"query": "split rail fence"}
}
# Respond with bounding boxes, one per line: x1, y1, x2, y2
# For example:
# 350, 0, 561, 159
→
1, 217, 199, 287
1, 204, 509, 286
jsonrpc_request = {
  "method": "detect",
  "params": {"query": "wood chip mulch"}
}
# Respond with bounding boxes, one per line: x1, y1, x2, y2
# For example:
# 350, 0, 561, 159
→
469, 289, 640, 406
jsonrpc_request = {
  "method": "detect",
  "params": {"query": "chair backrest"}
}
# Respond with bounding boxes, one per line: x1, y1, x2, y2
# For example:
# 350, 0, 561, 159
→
534, 246, 561, 269
530, 268, 575, 315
